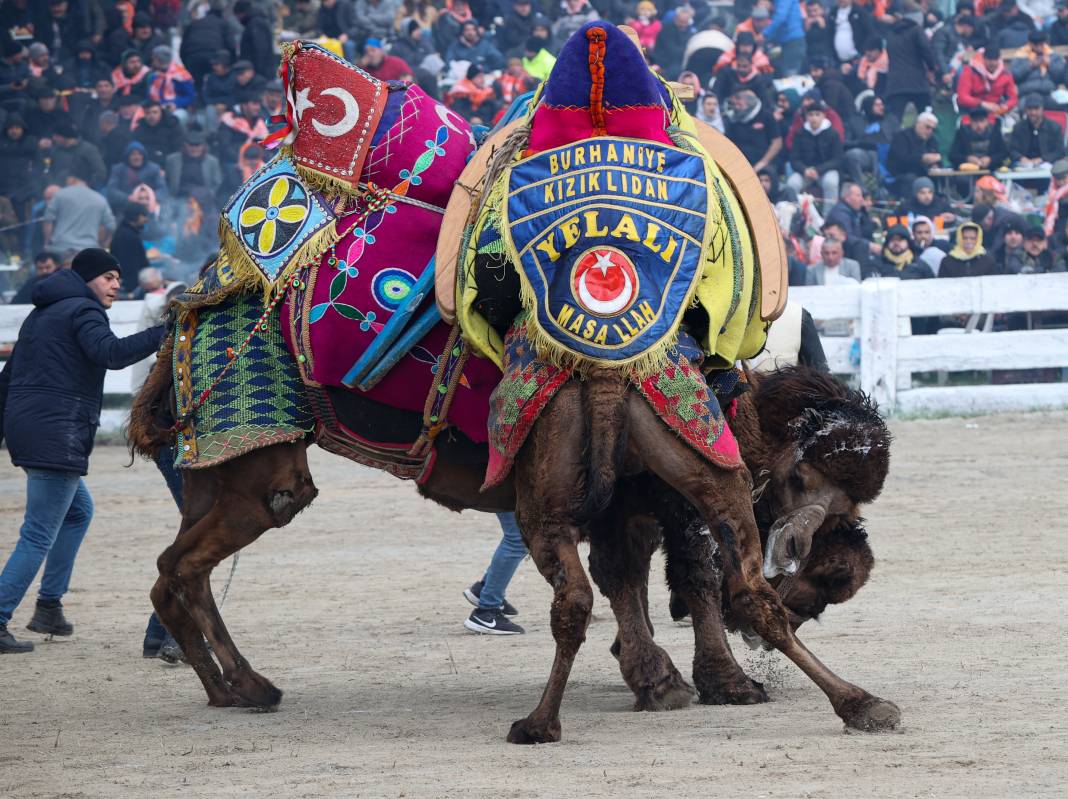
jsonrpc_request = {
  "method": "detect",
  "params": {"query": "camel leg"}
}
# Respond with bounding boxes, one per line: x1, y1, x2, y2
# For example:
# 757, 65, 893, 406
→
661, 521, 768, 705
588, 503, 694, 711
506, 385, 593, 744
156, 442, 318, 709
628, 396, 900, 732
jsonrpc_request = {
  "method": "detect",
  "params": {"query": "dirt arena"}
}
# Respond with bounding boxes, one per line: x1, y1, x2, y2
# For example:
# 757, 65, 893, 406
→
1, 411, 1066, 798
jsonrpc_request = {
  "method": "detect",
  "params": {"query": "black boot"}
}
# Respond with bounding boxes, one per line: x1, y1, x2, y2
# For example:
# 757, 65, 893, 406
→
0, 624, 34, 653
27, 600, 74, 636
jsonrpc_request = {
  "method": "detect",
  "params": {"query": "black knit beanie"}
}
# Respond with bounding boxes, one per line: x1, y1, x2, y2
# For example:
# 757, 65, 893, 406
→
72, 248, 120, 284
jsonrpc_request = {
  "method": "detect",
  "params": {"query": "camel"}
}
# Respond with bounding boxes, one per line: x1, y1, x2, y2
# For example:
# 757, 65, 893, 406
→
130, 349, 900, 741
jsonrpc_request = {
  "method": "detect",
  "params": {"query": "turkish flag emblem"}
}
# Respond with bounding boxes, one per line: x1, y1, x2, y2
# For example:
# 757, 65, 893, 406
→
289, 43, 388, 188
571, 248, 639, 317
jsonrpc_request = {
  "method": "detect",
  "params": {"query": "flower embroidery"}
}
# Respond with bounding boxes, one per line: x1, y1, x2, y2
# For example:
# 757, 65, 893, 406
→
239, 177, 310, 255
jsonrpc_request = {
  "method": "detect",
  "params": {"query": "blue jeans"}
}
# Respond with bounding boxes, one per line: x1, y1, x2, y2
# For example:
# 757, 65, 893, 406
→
145, 446, 182, 644
478, 512, 528, 609
0, 469, 94, 625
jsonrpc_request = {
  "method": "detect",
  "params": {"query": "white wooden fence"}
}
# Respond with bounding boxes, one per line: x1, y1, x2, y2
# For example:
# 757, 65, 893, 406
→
1, 274, 1067, 430
792, 273, 1068, 415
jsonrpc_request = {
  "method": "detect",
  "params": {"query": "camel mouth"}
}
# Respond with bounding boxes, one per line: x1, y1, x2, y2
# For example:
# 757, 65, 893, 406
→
762, 503, 828, 579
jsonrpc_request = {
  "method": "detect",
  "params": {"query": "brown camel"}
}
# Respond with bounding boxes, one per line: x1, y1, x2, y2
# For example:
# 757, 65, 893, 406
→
130, 352, 900, 741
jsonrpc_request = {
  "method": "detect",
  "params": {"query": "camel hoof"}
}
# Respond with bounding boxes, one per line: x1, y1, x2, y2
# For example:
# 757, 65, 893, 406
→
841, 696, 901, 732
507, 716, 561, 745
634, 671, 696, 712
609, 637, 621, 660
225, 676, 284, 710
698, 678, 769, 706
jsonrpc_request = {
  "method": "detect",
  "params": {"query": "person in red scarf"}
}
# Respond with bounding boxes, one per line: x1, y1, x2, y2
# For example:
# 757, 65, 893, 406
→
446, 62, 498, 122
957, 43, 1018, 116
111, 50, 149, 97
146, 45, 194, 114
218, 92, 268, 166
494, 57, 533, 107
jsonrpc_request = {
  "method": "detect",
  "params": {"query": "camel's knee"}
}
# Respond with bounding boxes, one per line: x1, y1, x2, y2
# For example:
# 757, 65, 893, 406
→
730, 583, 793, 649
266, 479, 317, 527
550, 583, 594, 651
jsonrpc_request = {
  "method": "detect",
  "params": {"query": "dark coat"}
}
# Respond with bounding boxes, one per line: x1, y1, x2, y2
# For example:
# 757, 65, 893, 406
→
939, 252, 998, 278
1008, 117, 1066, 163
887, 127, 940, 178
884, 18, 937, 98
109, 220, 149, 293
133, 113, 185, 165
789, 123, 843, 174
0, 270, 163, 475
949, 122, 1008, 169
50, 139, 108, 187
239, 10, 277, 78
829, 4, 875, 62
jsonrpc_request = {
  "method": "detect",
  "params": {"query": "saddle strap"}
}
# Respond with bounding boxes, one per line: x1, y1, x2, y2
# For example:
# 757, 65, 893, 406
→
408, 324, 471, 458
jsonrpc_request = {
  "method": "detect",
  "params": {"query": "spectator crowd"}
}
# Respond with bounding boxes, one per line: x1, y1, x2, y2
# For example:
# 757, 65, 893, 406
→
1, 0, 1068, 301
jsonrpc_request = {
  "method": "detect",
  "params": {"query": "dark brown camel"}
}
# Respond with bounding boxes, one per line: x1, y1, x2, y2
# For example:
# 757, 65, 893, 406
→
130, 349, 900, 741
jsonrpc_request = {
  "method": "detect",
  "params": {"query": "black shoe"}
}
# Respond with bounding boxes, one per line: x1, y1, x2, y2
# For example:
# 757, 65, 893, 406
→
27, 601, 73, 636
143, 637, 165, 658
158, 634, 186, 665
464, 607, 524, 635
0, 624, 34, 653
463, 580, 519, 616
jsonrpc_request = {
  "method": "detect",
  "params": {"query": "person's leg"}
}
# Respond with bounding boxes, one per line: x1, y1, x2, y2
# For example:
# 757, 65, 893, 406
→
845, 148, 869, 186
146, 445, 182, 655
778, 37, 805, 77
786, 171, 805, 195
822, 169, 840, 209
0, 469, 81, 626
478, 512, 528, 609
37, 479, 94, 604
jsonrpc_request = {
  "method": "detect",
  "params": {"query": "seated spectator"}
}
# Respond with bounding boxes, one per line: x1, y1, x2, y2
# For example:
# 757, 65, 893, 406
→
759, 167, 797, 203
133, 99, 184, 166
825, 183, 876, 252
1008, 94, 1065, 167
873, 224, 934, 280
26, 43, 65, 90
147, 46, 195, 115
218, 93, 268, 166
447, 63, 499, 121
44, 164, 117, 253
714, 51, 775, 107
696, 93, 724, 132
63, 40, 110, 90
51, 123, 107, 188
353, 0, 404, 46
446, 21, 504, 72
1043, 158, 1068, 236
77, 78, 119, 146
715, 31, 774, 76
856, 36, 888, 94
806, 237, 862, 284
495, 58, 534, 109
1011, 30, 1066, 98
804, 0, 835, 67
939, 221, 998, 277
724, 88, 782, 175
990, 0, 1036, 51
24, 82, 72, 143
912, 215, 948, 275
130, 13, 166, 62
112, 50, 150, 97
110, 201, 150, 294
392, 20, 437, 74
1051, 1, 1068, 47
957, 44, 1018, 116
497, 0, 538, 57
360, 39, 414, 82
786, 102, 843, 203
522, 35, 556, 82
105, 141, 168, 211
844, 94, 898, 187
807, 57, 855, 129
316, 0, 357, 49
231, 60, 267, 99
652, 3, 696, 79
263, 79, 285, 119
202, 51, 237, 109
626, 2, 662, 51
180, 0, 234, 89
552, 0, 599, 51
901, 177, 955, 226
10, 251, 62, 304
434, 0, 474, 54
1015, 224, 1063, 274
949, 108, 1008, 171
887, 111, 942, 196
784, 90, 845, 150
100, 6, 133, 67
134, 266, 166, 299
991, 216, 1027, 274
102, 97, 142, 165
0, 41, 30, 112
165, 130, 222, 200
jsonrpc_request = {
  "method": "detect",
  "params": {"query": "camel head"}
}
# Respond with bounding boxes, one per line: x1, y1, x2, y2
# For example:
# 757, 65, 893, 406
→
749, 366, 891, 582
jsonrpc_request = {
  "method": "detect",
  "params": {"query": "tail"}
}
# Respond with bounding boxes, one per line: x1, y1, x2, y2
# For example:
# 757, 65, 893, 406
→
127, 333, 177, 461
577, 368, 629, 521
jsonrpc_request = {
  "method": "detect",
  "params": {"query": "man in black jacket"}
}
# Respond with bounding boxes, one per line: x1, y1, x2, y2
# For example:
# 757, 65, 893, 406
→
109, 201, 150, 294
883, 1, 938, 119
830, 0, 875, 65
179, 0, 236, 90
887, 111, 942, 196
1008, 94, 1066, 167
786, 102, 843, 202
0, 249, 164, 653
133, 98, 184, 166
234, 0, 277, 79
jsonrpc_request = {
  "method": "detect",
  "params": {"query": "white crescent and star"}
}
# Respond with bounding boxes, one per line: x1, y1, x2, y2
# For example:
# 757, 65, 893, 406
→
434, 103, 476, 147
576, 250, 635, 316
294, 86, 361, 138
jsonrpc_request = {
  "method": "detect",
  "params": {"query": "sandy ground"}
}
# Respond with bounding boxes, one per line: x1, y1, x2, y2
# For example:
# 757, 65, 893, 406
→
1, 412, 1067, 798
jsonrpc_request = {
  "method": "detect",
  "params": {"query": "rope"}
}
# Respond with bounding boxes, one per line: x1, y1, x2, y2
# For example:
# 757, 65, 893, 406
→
217, 552, 240, 608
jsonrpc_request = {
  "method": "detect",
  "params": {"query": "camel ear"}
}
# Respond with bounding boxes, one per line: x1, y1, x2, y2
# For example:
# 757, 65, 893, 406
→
789, 407, 824, 442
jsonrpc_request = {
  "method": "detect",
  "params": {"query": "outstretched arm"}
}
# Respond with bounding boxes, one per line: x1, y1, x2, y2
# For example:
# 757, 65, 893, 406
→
73, 307, 165, 370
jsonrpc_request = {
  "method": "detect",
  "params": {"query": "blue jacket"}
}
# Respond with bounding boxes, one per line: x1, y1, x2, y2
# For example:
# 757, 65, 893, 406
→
764, 0, 804, 45
0, 270, 164, 475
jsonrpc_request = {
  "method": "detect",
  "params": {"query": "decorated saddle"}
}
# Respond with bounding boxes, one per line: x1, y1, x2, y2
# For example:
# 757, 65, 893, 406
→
172, 43, 499, 476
